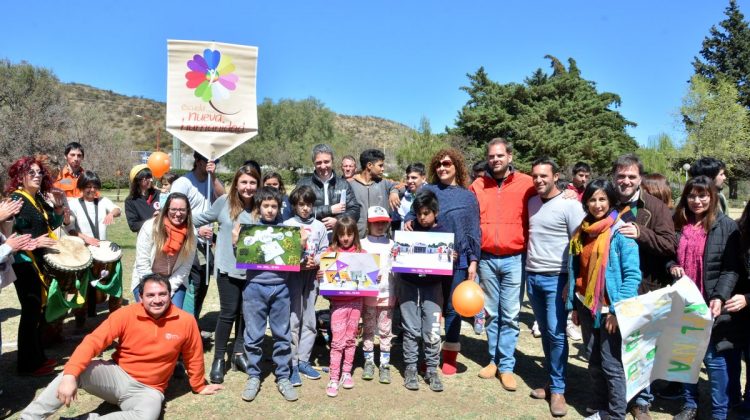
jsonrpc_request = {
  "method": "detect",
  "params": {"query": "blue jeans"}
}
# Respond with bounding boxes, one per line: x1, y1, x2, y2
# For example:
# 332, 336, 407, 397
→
478, 252, 523, 372
242, 281, 292, 381
527, 272, 568, 393
683, 344, 729, 420
443, 268, 468, 345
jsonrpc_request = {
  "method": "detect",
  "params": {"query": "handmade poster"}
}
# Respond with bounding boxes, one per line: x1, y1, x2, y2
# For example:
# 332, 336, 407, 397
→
166, 39, 258, 160
319, 252, 380, 297
235, 225, 301, 272
614, 277, 713, 401
391, 230, 454, 276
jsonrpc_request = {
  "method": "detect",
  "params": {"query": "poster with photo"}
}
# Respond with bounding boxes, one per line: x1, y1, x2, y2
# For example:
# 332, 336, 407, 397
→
319, 252, 380, 297
235, 225, 301, 272
392, 230, 454, 276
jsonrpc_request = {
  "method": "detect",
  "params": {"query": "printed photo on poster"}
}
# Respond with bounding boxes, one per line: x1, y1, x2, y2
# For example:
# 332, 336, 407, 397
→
319, 252, 380, 297
235, 225, 301, 272
392, 230, 454, 276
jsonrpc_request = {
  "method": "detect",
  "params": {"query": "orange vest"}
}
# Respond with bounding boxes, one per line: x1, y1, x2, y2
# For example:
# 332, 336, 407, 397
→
53, 166, 83, 198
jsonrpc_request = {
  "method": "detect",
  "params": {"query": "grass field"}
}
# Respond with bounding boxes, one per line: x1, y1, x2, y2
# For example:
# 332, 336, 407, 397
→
0, 202, 734, 419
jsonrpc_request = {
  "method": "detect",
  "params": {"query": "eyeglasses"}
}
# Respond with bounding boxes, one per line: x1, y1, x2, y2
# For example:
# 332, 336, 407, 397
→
168, 208, 188, 214
436, 160, 453, 169
687, 194, 710, 202
27, 169, 44, 177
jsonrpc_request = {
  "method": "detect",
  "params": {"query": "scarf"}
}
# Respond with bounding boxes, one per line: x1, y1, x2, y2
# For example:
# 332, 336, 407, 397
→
677, 223, 706, 293
162, 218, 188, 256
569, 207, 628, 318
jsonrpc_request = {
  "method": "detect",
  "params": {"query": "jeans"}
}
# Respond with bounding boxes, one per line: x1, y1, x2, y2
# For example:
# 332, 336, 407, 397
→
478, 252, 523, 371
171, 285, 187, 309
242, 281, 292, 381
578, 304, 627, 419
526, 272, 568, 393
213, 272, 246, 361
726, 344, 750, 406
683, 344, 730, 420
442, 268, 468, 346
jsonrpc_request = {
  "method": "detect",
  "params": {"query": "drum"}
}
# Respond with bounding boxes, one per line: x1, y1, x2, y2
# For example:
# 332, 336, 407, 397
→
43, 236, 92, 296
88, 241, 122, 303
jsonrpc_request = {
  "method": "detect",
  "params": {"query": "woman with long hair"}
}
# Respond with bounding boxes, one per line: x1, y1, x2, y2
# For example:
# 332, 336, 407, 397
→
641, 173, 674, 210
406, 147, 481, 375
6, 156, 65, 376
566, 179, 641, 419
131, 192, 196, 308
124, 165, 161, 233
193, 164, 260, 383
668, 176, 741, 420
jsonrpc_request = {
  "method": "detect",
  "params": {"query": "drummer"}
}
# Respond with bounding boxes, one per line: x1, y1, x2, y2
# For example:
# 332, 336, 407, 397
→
67, 170, 123, 325
6, 156, 64, 376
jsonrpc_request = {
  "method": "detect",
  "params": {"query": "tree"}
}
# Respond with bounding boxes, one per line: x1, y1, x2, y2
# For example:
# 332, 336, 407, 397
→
638, 133, 682, 183
453, 57, 638, 173
681, 74, 750, 197
395, 117, 450, 169
693, 0, 750, 109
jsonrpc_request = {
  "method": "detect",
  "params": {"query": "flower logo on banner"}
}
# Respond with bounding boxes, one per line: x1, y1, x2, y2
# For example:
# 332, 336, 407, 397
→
185, 49, 239, 115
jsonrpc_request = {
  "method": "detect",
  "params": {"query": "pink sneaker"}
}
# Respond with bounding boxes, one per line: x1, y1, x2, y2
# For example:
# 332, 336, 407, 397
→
340, 372, 355, 389
326, 380, 339, 397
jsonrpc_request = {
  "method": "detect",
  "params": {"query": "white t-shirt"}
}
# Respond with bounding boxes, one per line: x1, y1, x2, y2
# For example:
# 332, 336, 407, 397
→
67, 197, 119, 240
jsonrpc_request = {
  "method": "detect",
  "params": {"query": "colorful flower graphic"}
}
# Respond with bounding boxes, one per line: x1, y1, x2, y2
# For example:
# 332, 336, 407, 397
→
185, 49, 239, 113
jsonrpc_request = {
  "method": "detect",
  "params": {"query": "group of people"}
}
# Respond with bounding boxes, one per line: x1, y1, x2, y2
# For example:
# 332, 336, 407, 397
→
1, 138, 749, 420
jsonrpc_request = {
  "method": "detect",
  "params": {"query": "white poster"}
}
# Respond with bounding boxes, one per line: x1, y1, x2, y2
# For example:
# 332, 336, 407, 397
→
166, 39, 258, 160
615, 277, 713, 401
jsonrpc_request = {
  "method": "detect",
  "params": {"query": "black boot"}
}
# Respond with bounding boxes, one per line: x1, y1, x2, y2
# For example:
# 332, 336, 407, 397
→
210, 359, 226, 384
232, 353, 250, 373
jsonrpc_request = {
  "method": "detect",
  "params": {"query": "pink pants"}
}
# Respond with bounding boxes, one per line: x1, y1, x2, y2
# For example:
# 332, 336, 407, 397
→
329, 299, 363, 382
362, 305, 393, 353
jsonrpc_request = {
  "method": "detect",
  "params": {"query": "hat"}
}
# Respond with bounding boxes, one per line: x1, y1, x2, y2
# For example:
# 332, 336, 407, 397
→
129, 164, 149, 183
367, 206, 391, 222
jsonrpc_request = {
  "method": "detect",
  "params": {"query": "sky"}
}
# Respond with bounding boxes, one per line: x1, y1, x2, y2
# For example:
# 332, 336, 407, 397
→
1, 0, 743, 147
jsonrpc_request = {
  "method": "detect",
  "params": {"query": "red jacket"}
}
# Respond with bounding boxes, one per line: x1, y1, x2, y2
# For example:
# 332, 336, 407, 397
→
470, 171, 535, 256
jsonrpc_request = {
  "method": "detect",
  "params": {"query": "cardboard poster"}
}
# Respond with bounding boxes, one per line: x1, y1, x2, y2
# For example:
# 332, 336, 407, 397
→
392, 230, 454, 276
614, 277, 713, 401
235, 225, 301, 272
319, 252, 380, 297
166, 39, 258, 160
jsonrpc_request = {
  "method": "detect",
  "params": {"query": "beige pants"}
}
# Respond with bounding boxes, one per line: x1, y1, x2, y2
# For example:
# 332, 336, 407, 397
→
21, 360, 164, 420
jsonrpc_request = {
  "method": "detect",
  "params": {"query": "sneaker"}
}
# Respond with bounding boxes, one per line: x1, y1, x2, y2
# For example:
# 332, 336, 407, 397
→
532, 321, 542, 338
298, 362, 321, 380
290, 365, 302, 387
424, 368, 444, 392
379, 365, 391, 384
566, 320, 582, 341
326, 380, 339, 397
629, 404, 652, 420
277, 378, 298, 402
340, 372, 355, 389
242, 377, 261, 402
672, 407, 697, 420
403, 365, 419, 391
362, 359, 375, 380
473, 316, 484, 335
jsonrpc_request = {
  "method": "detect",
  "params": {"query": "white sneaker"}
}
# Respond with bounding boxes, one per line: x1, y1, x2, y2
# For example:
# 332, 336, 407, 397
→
566, 320, 582, 341
531, 321, 542, 338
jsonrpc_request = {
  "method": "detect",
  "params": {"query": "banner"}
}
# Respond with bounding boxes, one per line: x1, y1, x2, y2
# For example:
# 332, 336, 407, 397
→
166, 39, 258, 160
614, 277, 713, 401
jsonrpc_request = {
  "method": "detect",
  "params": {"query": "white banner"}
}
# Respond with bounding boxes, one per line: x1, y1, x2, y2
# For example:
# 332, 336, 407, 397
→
614, 277, 712, 401
166, 39, 258, 160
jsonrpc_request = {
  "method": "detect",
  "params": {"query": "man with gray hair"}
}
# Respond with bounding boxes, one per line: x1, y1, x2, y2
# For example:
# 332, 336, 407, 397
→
297, 144, 360, 230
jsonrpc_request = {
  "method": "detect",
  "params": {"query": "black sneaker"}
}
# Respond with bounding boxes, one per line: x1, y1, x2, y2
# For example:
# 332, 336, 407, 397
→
424, 368, 444, 392
404, 365, 419, 391
673, 407, 697, 420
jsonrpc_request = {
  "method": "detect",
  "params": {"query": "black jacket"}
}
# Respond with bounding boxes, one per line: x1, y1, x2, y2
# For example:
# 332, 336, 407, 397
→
296, 171, 360, 223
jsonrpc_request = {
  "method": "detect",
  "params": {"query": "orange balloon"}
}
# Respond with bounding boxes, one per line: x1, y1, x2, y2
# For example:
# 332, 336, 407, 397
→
147, 151, 171, 179
452, 280, 485, 317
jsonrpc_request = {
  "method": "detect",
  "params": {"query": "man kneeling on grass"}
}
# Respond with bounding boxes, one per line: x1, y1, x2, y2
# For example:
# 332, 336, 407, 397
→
22, 274, 223, 420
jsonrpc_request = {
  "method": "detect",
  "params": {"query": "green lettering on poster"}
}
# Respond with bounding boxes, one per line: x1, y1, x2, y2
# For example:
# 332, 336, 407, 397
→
684, 303, 707, 315
681, 325, 704, 334
668, 360, 691, 372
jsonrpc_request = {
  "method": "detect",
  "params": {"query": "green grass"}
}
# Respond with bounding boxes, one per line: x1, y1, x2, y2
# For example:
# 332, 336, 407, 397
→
0, 202, 725, 419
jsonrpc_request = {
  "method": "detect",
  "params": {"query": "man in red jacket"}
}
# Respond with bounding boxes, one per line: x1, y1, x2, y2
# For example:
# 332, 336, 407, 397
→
22, 274, 223, 420
470, 138, 535, 392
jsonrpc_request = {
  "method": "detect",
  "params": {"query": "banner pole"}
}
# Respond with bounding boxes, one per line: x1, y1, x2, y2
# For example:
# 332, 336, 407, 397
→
205, 170, 212, 285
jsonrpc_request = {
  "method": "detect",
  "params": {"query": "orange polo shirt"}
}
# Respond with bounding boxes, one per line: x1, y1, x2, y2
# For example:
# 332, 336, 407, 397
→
54, 166, 84, 198
63, 303, 206, 393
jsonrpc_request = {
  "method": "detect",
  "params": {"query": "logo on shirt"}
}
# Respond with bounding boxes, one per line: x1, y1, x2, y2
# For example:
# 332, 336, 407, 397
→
164, 333, 180, 341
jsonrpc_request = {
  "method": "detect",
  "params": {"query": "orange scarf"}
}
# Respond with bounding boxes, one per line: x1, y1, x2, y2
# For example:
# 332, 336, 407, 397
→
162, 218, 187, 256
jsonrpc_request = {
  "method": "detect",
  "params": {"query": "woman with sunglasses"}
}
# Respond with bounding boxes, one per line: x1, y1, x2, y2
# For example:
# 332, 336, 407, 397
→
405, 148, 481, 375
131, 192, 196, 309
124, 164, 161, 233
6, 156, 65, 376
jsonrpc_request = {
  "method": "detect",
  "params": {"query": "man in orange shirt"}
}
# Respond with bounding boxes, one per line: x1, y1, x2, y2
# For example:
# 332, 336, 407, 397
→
53, 142, 86, 198
21, 274, 223, 419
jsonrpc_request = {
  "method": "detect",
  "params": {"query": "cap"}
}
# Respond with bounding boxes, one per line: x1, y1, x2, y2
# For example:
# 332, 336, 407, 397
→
367, 206, 391, 222
129, 164, 149, 183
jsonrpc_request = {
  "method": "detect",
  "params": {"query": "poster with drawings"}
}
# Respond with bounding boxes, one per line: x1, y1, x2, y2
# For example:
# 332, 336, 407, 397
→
319, 252, 380, 297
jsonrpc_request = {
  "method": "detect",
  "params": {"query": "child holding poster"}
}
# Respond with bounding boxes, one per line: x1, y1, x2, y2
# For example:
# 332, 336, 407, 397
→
360, 206, 396, 384
283, 186, 329, 386
320, 216, 363, 398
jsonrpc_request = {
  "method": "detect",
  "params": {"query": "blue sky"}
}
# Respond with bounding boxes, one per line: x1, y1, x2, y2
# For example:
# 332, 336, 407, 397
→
1, 1, 742, 146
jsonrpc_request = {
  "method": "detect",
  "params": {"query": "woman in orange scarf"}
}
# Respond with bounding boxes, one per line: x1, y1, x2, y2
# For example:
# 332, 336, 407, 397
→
566, 179, 642, 420
131, 192, 196, 308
